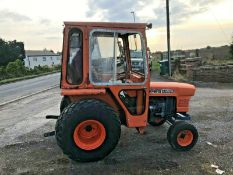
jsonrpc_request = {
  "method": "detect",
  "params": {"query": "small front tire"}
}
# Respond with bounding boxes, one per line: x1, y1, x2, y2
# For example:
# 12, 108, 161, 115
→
167, 121, 198, 151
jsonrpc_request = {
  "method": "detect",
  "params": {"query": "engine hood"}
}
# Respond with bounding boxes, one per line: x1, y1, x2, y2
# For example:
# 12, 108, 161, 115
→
150, 82, 196, 97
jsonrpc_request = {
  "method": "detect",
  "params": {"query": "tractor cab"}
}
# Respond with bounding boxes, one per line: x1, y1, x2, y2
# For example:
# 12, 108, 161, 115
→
60, 22, 151, 127
45, 22, 198, 162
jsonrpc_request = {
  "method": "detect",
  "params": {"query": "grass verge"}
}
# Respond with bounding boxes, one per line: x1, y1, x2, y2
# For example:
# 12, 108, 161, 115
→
152, 59, 160, 72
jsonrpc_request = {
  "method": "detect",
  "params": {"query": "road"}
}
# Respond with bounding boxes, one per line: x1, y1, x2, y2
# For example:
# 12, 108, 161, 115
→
0, 71, 165, 106
0, 73, 60, 105
0, 73, 233, 174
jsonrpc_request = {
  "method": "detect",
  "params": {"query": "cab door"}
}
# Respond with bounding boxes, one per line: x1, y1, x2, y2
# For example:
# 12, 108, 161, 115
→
89, 29, 150, 127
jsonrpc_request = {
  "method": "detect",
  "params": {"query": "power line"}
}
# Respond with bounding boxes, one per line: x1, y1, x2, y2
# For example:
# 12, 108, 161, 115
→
210, 10, 230, 43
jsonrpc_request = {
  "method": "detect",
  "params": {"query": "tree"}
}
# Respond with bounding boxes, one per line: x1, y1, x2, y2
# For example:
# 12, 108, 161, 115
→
6, 62, 18, 77
0, 39, 8, 65
0, 66, 6, 80
0, 38, 25, 66
6, 59, 25, 77
230, 36, 233, 59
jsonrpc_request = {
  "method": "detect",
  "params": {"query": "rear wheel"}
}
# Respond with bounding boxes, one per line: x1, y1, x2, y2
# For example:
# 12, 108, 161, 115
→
60, 96, 71, 113
73, 120, 106, 151
167, 121, 198, 151
55, 99, 121, 162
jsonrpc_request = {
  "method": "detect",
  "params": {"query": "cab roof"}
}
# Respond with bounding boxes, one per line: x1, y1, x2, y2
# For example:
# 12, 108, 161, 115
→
64, 21, 149, 30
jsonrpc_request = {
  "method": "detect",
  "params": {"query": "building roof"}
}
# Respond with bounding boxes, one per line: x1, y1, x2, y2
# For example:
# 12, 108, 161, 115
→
25, 50, 60, 57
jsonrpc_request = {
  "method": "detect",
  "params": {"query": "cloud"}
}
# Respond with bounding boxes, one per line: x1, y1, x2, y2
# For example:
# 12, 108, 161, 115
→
45, 36, 60, 40
152, 0, 222, 27
0, 9, 31, 22
86, 0, 151, 22
86, 0, 222, 28
39, 18, 51, 25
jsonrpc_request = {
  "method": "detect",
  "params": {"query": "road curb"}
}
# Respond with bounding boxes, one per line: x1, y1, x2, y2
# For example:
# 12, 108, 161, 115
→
0, 85, 59, 107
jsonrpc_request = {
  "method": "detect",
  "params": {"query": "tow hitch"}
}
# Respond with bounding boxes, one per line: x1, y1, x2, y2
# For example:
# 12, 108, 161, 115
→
44, 115, 59, 137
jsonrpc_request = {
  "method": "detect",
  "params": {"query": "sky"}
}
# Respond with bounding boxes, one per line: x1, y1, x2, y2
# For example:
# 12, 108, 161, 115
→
0, 0, 232, 52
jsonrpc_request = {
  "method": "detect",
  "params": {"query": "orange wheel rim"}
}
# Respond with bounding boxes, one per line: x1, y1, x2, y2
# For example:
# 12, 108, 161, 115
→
73, 120, 106, 150
177, 130, 193, 147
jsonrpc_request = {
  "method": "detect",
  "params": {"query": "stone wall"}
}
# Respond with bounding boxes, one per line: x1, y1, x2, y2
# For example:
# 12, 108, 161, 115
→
179, 57, 202, 74
176, 57, 233, 83
192, 64, 233, 83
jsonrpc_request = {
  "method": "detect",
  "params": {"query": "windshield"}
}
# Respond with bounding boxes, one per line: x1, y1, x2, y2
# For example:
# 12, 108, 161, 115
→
90, 30, 147, 85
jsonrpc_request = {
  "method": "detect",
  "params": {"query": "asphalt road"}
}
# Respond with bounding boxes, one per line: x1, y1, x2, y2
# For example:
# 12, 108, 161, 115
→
0, 73, 60, 105
0, 71, 163, 106
0, 87, 61, 147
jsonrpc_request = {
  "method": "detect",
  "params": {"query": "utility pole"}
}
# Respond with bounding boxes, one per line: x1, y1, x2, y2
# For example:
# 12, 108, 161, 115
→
131, 11, 135, 23
166, 0, 172, 76
130, 11, 137, 50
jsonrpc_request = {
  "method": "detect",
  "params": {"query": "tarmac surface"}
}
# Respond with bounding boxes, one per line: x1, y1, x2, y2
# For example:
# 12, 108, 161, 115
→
0, 73, 60, 105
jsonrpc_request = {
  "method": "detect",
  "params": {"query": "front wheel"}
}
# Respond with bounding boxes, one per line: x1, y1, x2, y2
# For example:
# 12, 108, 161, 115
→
167, 121, 198, 151
55, 99, 121, 162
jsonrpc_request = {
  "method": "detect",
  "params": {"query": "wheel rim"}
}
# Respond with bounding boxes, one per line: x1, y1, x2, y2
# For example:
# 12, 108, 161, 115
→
177, 130, 193, 147
73, 120, 106, 150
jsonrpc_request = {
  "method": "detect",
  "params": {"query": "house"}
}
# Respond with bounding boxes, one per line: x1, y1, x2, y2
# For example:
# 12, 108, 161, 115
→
24, 49, 61, 69
162, 50, 186, 60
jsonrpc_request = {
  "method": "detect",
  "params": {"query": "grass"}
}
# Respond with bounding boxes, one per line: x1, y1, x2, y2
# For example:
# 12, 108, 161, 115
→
151, 59, 160, 72
0, 71, 59, 85
171, 71, 188, 82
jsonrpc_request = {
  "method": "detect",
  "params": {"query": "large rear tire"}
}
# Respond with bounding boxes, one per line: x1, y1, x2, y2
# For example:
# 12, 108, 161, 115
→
60, 96, 71, 113
167, 121, 198, 151
55, 99, 121, 162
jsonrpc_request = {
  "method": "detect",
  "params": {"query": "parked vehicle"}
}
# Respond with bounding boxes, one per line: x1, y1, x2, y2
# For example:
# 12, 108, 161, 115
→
45, 22, 198, 162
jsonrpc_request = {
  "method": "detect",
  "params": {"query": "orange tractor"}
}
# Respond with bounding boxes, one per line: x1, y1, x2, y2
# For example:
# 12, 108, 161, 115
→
45, 22, 198, 162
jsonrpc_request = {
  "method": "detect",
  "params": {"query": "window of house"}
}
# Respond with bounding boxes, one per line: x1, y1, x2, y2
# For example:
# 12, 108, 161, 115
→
43, 57, 46, 61
50, 57, 53, 61
33, 57, 37, 61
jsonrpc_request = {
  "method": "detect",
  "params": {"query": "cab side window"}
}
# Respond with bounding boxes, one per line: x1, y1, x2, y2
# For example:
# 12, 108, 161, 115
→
67, 29, 83, 84
128, 34, 145, 75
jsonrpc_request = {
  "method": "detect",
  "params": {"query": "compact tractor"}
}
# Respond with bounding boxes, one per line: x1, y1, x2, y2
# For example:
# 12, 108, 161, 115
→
45, 22, 198, 162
